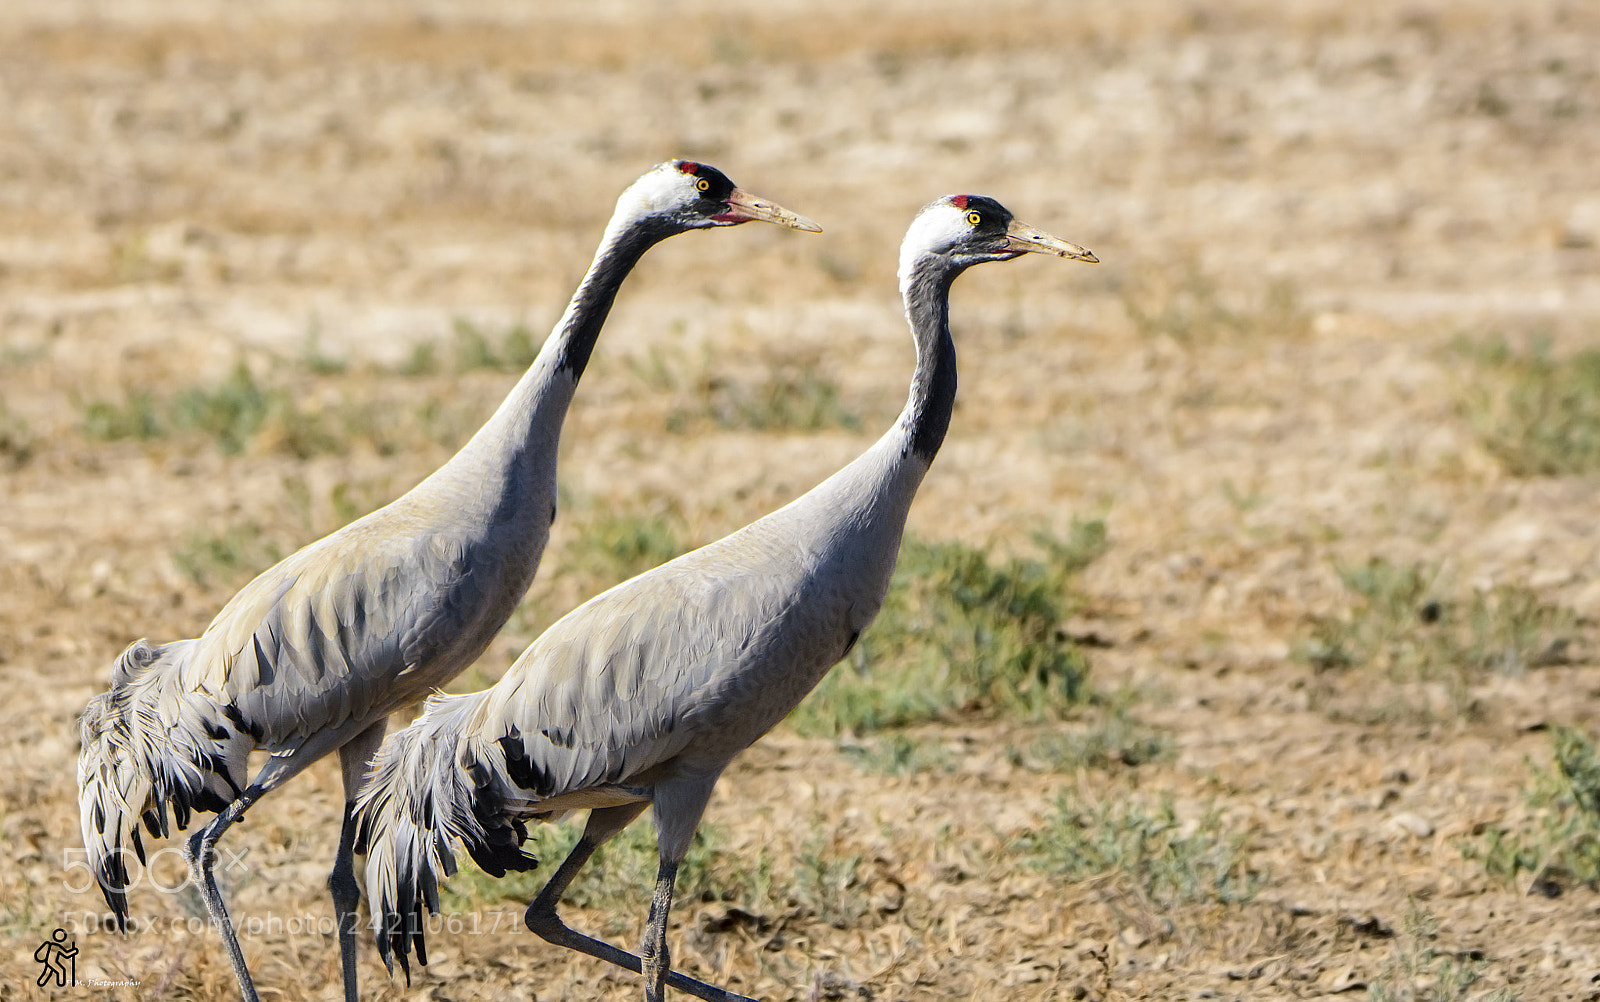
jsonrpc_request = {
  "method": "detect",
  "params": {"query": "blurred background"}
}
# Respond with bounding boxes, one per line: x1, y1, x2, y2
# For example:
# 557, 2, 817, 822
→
2, 1, 1596, 998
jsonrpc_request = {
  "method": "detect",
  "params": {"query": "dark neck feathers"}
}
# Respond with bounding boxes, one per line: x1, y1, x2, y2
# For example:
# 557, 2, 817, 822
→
900, 259, 960, 463
554, 216, 675, 378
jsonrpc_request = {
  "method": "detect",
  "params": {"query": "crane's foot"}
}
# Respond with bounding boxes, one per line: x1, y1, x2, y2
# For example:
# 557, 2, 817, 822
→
524, 904, 756, 1002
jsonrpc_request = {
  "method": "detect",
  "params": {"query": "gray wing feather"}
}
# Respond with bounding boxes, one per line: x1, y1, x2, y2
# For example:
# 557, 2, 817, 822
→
477, 562, 780, 802
181, 519, 489, 750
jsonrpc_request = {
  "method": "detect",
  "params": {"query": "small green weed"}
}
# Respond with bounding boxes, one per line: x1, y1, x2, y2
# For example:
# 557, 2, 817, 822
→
567, 509, 690, 588
838, 733, 956, 776
83, 365, 346, 458
1556, 724, 1600, 818
1459, 336, 1600, 476
171, 522, 287, 590
1016, 790, 1260, 907
632, 345, 861, 434
299, 322, 347, 375
1297, 557, 1574, 720
449, 318, 540, 374
1459, 726, 1600, 893
1007, 705, 1172, 773
793, 826, 865, 929
789, 522, 1105, 736
108, 232, 182, 284
677, 364, 861, 434
400, 341, 440, 377
80, 363, 451, 459
0, 396, 34, 466
168, 364, 283, 454
393, 319, 540, 377
328, 479, 389, 527
83, 391, 165, 443
1122, 259, 1309, 344
1365, 902, 1518, 1002
623, 343, 692, 394
0, 881, 43, 939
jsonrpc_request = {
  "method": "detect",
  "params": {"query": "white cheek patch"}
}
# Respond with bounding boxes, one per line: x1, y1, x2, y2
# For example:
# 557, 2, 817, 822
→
898, 203, 973, 284
618, 165, 696, 220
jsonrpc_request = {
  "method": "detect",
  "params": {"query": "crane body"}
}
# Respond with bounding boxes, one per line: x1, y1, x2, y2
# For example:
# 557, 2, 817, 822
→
77, 160, 818, 1002
355, 196, 1097, 1002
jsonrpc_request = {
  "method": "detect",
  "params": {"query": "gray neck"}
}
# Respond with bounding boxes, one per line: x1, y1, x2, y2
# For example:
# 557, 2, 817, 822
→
897, 258, 960, 464
801, 253, 961, 522
426, 213, 673, 508
549, 217, 672, 379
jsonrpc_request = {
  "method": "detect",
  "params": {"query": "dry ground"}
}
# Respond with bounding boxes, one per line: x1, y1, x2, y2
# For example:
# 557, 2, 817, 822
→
3, 1, 1599, 999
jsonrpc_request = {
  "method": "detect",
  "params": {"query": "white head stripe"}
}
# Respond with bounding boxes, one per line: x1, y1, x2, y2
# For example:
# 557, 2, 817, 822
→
616, 163, 700, 222
898, 202, 973, 289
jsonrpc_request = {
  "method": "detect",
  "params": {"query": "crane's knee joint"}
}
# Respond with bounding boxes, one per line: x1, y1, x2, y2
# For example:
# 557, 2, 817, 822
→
523, 901, 559, 939
183, 828, 211, 868
328, 863, 359, 904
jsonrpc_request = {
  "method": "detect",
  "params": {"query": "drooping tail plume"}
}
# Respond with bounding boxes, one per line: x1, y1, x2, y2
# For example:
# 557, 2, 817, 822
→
76, 639, 251, 928
353, 691, 536, 980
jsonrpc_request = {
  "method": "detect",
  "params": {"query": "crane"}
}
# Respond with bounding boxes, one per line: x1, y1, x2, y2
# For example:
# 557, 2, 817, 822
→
353, 194, 1096, 1001
76, 159, 819, 1002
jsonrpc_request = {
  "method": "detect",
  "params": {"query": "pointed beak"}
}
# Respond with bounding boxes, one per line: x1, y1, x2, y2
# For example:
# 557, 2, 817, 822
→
714, 188, 823, 232
1004, 219, 1098, 262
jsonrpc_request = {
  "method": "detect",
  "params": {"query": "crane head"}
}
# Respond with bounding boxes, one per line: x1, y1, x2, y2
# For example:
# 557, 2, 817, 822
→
621, 160, 822, 234
899, 194, 1097, 283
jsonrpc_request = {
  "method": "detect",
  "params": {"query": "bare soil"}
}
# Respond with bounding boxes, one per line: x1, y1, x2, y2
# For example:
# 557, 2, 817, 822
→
3, 1, 1599, 999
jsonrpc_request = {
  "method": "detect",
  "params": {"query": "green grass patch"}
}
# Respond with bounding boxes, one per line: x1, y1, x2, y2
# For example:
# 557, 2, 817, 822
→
1366, 902, 1519, 1002
1007, 704, 1172, 773
299, 323, 347, 376
1459, 726, 1600, 894
1121, 259, 1309, 344
83, 390, 165, 443
80, 362, 474, 460
171, 522, 288, 590
565, 508, 691, 589
1016, 790, 1261, 907
400, 342, 441, 377
0, 395, 34, 466
447, 318, 540, 374
841, 704, 1169, 778
169, 472, 401, 592
628, 345, 861, 434
788, 522, 1105, 736
1459, 336, 1600, 476
83, 364, 340, 457
400, 317, 543, 377
792, 825, 866, 929
674, 364, 860, 434
169, 364, 331, 455
1297, 557, 1574, 720
838, 733, 956, 776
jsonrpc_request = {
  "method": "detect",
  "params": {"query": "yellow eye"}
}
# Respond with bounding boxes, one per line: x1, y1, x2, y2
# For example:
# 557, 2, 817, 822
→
966, 210, 982, 226
696, 177, 711, 192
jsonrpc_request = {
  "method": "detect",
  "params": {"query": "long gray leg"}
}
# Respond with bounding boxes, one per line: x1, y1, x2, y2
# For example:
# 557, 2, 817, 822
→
329, 803, 363, 1002
183, 785, 263, 1002
523, 805, 754, 1002
332, 721, 387, 1002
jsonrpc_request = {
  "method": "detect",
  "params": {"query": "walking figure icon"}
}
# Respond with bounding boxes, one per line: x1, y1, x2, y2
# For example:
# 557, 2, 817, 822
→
34, 928, 77, 988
